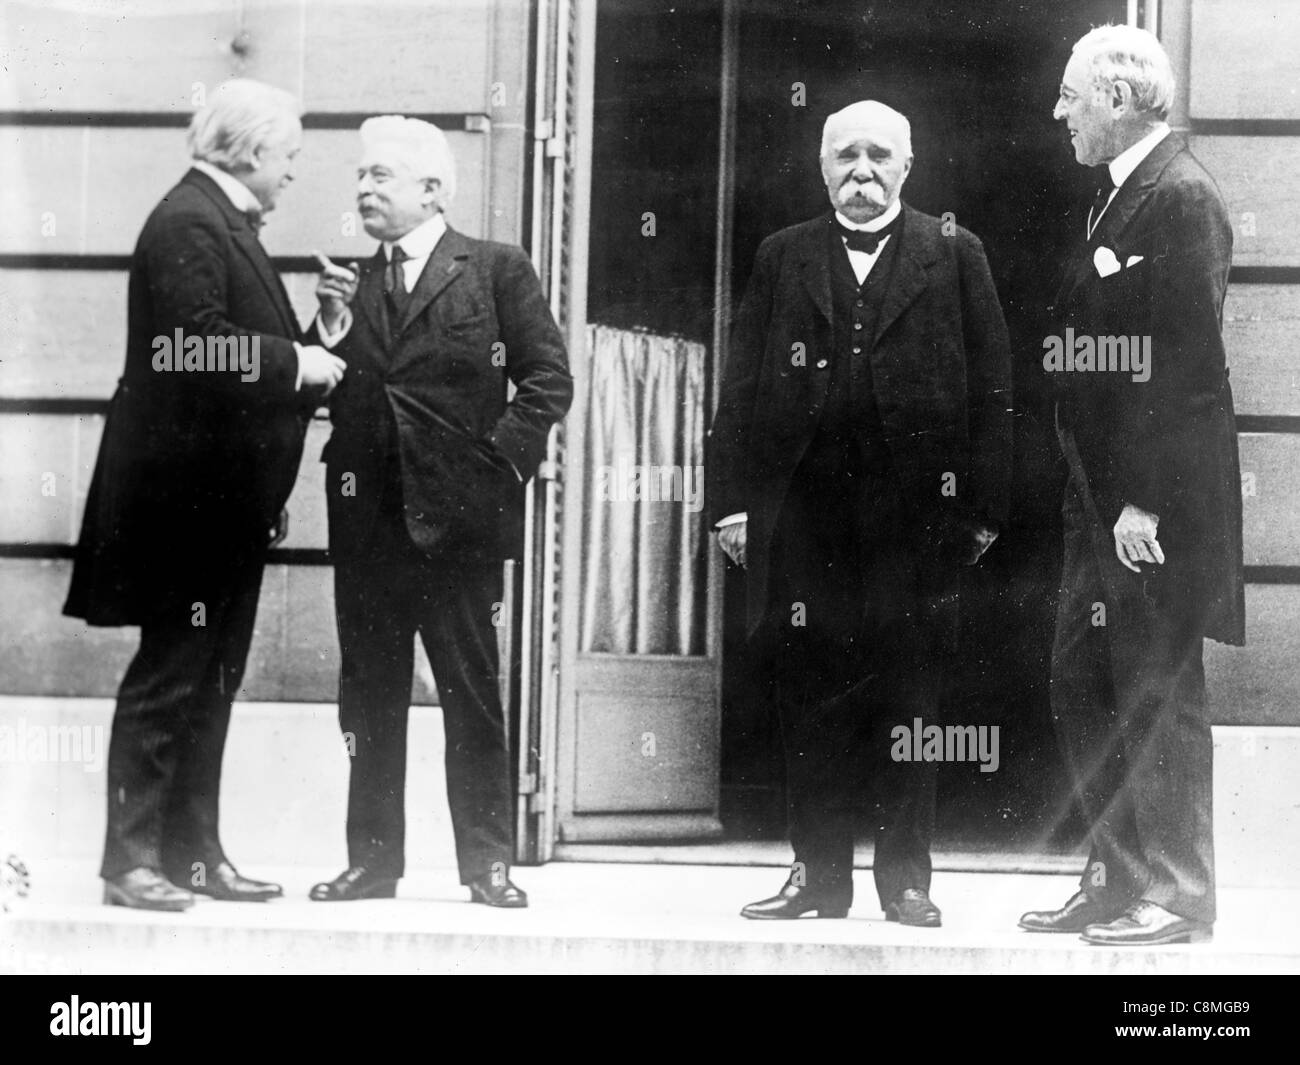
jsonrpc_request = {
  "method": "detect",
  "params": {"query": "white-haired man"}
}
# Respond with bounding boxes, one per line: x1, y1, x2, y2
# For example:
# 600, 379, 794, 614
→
65, 79, 348, 910
1019, 25, 1242, 945
308, 116, 572, 907
708, 101, 1012, 924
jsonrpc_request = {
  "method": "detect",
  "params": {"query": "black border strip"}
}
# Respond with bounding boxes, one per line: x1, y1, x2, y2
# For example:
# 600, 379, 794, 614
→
0, 111, 485, 131
1191, 118, 1300, 137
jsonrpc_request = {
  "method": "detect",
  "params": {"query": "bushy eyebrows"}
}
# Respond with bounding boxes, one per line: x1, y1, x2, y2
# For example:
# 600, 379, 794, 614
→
830, 139, 892, 156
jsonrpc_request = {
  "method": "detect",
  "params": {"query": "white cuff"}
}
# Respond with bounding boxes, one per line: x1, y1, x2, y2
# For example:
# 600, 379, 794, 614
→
292, 342, 303, 391
316, 308, 352, 349
715, 512, 747, 528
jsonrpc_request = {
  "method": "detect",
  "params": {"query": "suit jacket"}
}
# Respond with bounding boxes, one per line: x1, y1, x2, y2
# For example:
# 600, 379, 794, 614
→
65, 168, 313, 626
708, 206, 1014, 636
1052, 134, 1245, 645
322, 225, 572, 562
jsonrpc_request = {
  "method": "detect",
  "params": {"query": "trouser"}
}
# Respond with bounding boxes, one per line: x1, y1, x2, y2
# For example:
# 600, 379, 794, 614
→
766, 462, 937, 910
334, 554, 513, 883
1050, 476, 1216, 924
101, 559, 263, 884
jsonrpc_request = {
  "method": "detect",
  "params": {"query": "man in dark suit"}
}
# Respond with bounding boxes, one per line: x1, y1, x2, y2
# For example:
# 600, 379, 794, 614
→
65, 80, 347, 910
1019, 25, 1243, 946
709, 101, 1013, 925
308, 117, 571, 908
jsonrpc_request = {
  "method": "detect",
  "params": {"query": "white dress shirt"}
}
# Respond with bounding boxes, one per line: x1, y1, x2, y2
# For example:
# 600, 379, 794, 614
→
1089, 122, 1171, 238
716, 199, 903, 531
835, 197, 901, 285
318, 213, 448, 347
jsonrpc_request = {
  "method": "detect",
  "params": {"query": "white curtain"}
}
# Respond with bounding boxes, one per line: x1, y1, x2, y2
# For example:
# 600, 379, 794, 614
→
580, 325, 708, 655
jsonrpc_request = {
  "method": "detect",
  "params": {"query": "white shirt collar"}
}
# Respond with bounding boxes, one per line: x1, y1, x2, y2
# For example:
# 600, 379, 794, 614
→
835, 198, 901, 233
1108, 122, 1171, 189
191, 160, 261, 215
385, 213, 447, 261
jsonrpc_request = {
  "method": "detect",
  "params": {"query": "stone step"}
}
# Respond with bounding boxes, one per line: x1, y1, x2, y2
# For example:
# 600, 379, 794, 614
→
3, 862, 1297, 975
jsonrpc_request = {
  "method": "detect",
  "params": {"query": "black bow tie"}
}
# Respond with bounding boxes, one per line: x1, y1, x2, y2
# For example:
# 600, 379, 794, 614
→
836, 217, 897, 254
244, 209, 264, 231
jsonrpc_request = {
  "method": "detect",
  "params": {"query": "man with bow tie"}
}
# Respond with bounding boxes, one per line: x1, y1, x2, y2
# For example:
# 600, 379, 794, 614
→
1019, 25, 1243, 946
708, 100, 1012, 924
65, 79, 348, 910
308, 117, 571, 908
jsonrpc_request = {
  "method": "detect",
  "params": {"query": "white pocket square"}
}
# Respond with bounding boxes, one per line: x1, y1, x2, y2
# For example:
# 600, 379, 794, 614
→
1126, 254, 1144, 267
1093, 246, 1121, 278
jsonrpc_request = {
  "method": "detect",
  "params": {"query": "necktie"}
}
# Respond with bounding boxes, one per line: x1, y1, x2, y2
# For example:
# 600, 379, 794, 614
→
836, 216, 898, 255
244, 208, 263, 232
385, 245, 410, 322
1088, 170, 1116, 238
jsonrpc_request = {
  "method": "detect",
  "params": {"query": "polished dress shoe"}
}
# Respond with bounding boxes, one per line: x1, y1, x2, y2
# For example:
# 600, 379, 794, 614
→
740, 880, 850, 920
467, 874, 528, 908
1018, 889, 1130, 934
309, 865, 398, 902
1082, 900, 1212, 946
182, 861, 282, 902
103, 867, 194, 912
884, 887, 942, 928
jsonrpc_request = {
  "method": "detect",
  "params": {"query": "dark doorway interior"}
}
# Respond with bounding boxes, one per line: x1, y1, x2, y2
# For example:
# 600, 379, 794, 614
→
584, 0, 1127, 858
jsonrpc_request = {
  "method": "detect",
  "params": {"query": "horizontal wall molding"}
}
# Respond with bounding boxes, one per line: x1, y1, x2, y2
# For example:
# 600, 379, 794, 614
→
0, 545, 1294, 583
7, 261, 1297, 283
1231, 267, 1300, 285
0, 254, 358, 272
1236, 415, 1300, 434
0, 111, 489, 132
7, 400, 1300, 434
1191, 119, 1300, 137
0, 399, 330, 419
1245, 566, 1300, 584
0, 544, 330, 565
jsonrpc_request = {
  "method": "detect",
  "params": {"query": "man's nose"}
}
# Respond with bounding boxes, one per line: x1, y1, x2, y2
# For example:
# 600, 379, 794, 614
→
1052, 98, 1067, 120
851, 155, 873, 181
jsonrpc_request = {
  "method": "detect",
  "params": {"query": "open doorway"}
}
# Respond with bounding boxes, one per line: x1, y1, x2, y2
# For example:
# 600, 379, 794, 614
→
562, 0, 1126, 864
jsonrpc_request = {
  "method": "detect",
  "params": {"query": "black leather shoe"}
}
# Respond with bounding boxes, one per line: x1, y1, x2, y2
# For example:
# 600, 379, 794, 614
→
309, 865, 398, 902
103, 868, 194, 912
1018, 889, 1130, 934
180, 861, 282, 902
467, 874, 528, 908
884, 887, 942, 927
1082, 900, 1212, 946
741, 880, 851, 920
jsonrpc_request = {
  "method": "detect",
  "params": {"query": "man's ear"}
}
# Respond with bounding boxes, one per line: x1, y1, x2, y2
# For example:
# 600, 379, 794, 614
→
1110, 79, 1134, 115
423, 177, 442, 208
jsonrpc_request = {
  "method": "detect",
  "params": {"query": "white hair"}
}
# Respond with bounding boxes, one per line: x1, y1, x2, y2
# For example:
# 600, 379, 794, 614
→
821, 100, 912, 158
187, 79, 300, 171
359, 115, 457, 208
1072, 24, 1175, 119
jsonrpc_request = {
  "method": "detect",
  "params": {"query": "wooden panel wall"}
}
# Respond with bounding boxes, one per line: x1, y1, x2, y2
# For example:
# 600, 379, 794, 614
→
1182, 0, 1300, 724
